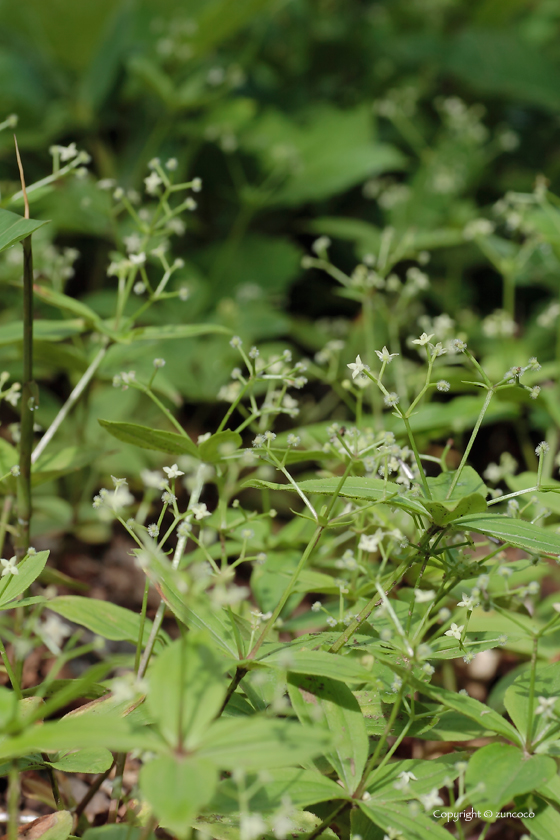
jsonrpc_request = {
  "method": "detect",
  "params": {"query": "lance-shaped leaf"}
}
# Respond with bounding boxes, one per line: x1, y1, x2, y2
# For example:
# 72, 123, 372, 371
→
453, 513, 560, 556
98, 419, 199, 457
0, 207, 48, 252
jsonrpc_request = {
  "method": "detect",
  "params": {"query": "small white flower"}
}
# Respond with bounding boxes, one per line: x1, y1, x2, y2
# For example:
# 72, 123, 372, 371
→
394, 770, 417, 790
347, 355, 367, 380
535, 441, 550, 457
240, 813, 267, 840
415, 589, 435, 603
191, 503, 210, 520
161, 491, 177, 505
457, 593, 479, 611
384, 392, 399, 407
0, 556, 18, 577
163, 464, 184, 479
165, 158, 178, 171
419, 788, 444, 810
111, 476, 128, 489
153, 358, 166, 368
359, 531, 383, 552
37, 614, 71, 654
375, 346, 399, 364
133, 281, 145, 295
311, 601, 321, 612
326, 616, 338, 628
129, 252, 146, 265
191, 177, 202, 192
536, 696, 557, 718
286, 434, 300, 446
57, 142, 78, 162
436, 380, 450, 392
444, 623, 464, 640
144, 171, 163, 194
412, 332, 434, 346
9, 465, 20, 477
147, 524, 159, 538
230, 336, 243, 349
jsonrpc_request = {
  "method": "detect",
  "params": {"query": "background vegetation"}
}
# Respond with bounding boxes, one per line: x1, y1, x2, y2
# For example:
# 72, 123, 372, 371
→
2, 1, 560, 838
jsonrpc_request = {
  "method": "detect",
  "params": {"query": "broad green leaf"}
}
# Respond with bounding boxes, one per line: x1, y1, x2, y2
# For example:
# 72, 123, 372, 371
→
359, 801, 451, 840
48, 747, 113, 773
84, 828, 156, 840
504, 663, 560, 738
0, 207, 48, 252
0, 550, 49, 608
506, 471, 560, 516
140, 755, 217, 839
198, 717, 332, 770
198, 430, 242, 463
419, 466, 488, 525
466, 743, 556, 811
98, 419, 199, 457
146, 635, 229, 748
0, 319, 85, 346
243, 476, 427, 518
123, 323, 230, 343
34, 284, 102, 324
453, 513, 560, 556
390, 665, 522, 744
261, 648, 373, 683
288, 674, 368, 794
516, 793, 559, 840
194, 811, 338, 840
158, 593, 241, 658
32, 445, 102, 486
206, 767, 349, 814
47, 595, 152, 643
0, 714, 161, 761
13, 811, 73, 840
365, 754, 464, 801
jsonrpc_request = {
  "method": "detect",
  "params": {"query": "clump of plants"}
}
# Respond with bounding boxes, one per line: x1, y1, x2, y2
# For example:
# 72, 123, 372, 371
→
1, 106, 560, 840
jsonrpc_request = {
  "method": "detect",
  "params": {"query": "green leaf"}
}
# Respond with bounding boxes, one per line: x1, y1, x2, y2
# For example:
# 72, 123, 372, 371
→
0, 319, 85, 346
32, 445, 102, 486
98, 419, 199, 457
140, 755, 217, 839
0, 207, 48, 252
157, 593, 241, 658
198, 717, 333, 770
365, 754, 464, 801
13, 811, 73, 840
453, 513, 560, 556
207, 767, 349, 814
466, 743, 556, 812
504, 663, 560, 738
516, 793, 559, 840
48, 747, 113, 773
34, 284, 102, 325
47, 595, 152, 643
390, 665, 522, 745
84, 828, 155, 840
242, 476, 427, 518
288, 674, 368, 794
261, 648, 373, 683
198, 430, 242, 463
123, 323, 230, 343
359, 801, 451, 840
419, 466, 488, 525
0, 551, 49, 608
146, 635, 228, 747
194, 811, 338, 840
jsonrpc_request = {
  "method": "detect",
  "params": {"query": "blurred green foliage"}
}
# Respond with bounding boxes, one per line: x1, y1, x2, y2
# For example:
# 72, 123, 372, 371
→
2, 0, 560, 538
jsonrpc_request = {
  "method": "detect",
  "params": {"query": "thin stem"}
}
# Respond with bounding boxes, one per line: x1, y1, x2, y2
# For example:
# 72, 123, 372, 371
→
0, 496, 12, 557
247, 525, 324, 659
526, 634, 539, 751
32, 344, 108, 464
7, 763, 19, 840
446, 388, 493, 498
401, 415, 431, 498
0, 634, 21, 698
74, 763, 114, 819
135, 578, 151, 674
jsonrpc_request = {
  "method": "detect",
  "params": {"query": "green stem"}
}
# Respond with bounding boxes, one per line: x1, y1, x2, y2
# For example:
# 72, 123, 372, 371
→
8, 762, 19, 840
32, 343, 109, 464
135, 578, 151, 674
446, 388, 493, 498
16, 233, 34, 556
0, 633, 21, 698
526, 634, 539, 751
247, 525, 324, 659
401, 414, 431, 498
